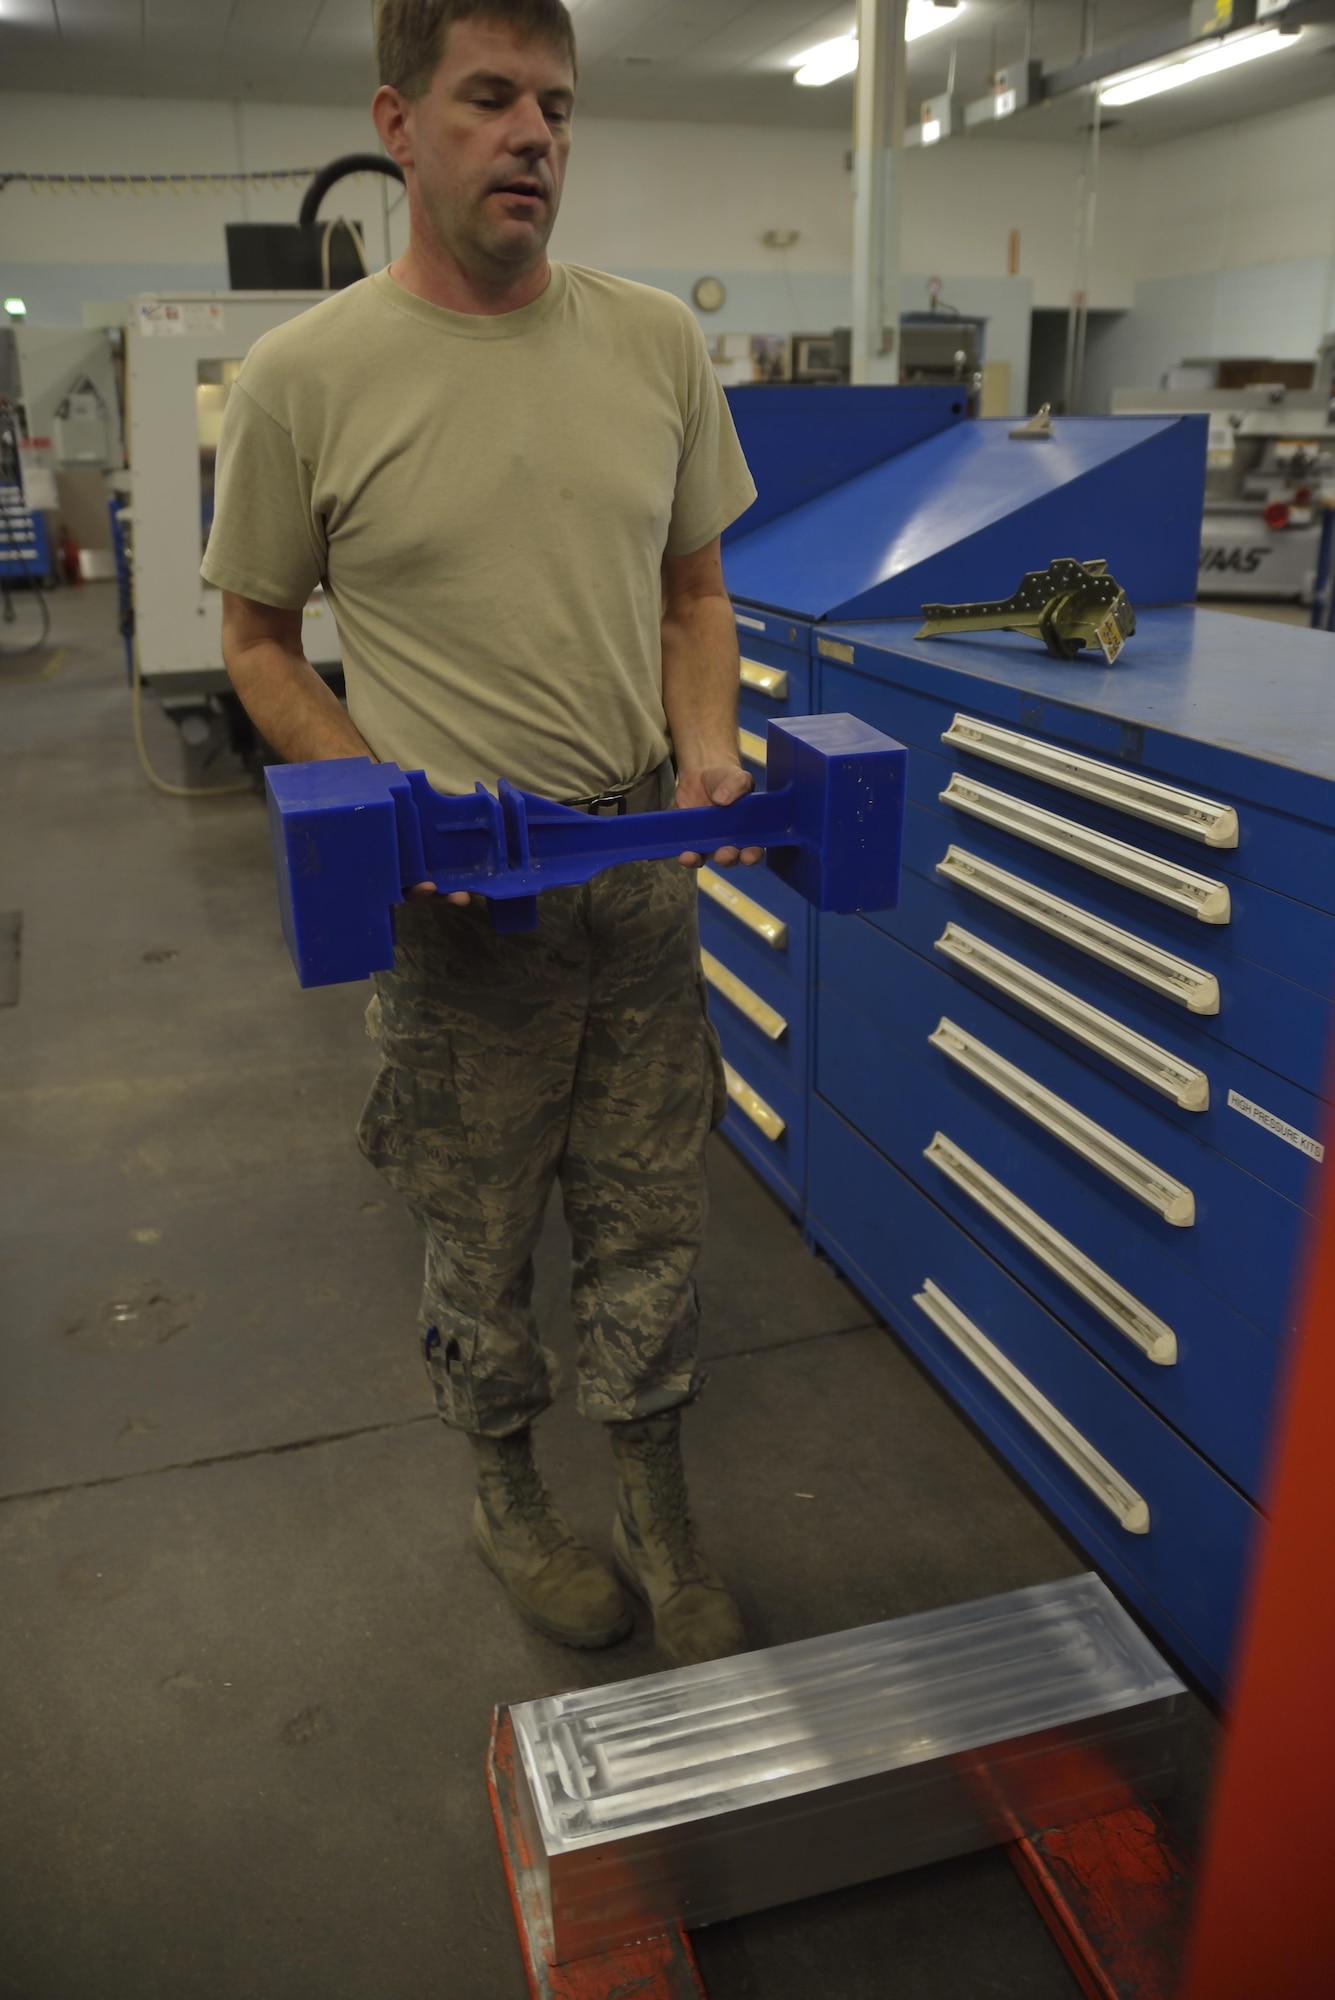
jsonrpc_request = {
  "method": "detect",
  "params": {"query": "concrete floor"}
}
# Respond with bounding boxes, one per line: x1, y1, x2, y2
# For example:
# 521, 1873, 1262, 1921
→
1, 584, 1219, 2000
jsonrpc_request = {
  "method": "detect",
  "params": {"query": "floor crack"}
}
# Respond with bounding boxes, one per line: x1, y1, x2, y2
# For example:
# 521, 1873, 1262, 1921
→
0, 1412, 438, 1508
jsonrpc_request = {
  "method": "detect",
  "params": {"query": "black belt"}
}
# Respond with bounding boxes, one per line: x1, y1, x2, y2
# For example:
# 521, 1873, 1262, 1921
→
566, 764, 668, 817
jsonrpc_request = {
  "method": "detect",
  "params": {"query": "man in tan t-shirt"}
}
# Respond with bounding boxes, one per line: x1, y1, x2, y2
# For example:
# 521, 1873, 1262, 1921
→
204, 0, 760, 1668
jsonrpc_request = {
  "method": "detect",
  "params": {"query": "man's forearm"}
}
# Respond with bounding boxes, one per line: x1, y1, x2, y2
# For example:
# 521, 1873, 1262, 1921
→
660, 590, 742, 773
226, 640, 372, 764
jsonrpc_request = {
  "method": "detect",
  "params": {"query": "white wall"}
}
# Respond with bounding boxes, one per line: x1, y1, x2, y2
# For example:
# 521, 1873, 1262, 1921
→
7, 82, 1334, 414
1081, 95, 1335, 410
0, 93, 410, 316
4, 89, 1143, 409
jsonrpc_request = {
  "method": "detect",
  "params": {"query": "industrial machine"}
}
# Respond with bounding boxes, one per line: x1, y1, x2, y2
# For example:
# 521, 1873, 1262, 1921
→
1113, 346, 1335, 602
790, 316, 985, 408
0, 322, 123, 479
94, 153, 404, 780
0, 323, 123, 610
94, 290, 345, 765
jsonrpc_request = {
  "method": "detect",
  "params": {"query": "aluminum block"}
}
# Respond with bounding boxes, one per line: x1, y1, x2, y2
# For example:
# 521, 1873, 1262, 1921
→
510, 1573, 1185, 1962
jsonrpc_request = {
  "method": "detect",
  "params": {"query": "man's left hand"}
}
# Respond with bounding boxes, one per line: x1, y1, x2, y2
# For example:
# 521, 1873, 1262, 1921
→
674, 761, 763, 869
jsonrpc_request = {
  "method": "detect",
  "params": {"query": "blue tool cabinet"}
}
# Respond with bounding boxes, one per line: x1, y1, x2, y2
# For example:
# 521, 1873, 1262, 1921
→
805, 609, 1333, 1699
715, 399, 1327, 1698
714, 401, 1207, 1215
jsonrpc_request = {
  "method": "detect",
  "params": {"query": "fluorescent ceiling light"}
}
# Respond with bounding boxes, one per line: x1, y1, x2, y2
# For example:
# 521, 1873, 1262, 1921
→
1101, 26, 1294, 108
905, 0, 963, 41
793, 35, 858, 86
792, 4, 964, 87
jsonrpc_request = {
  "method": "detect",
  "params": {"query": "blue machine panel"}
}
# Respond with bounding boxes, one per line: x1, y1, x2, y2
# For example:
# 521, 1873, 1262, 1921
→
722, 385, 965, 543
723, 417, 1207, 622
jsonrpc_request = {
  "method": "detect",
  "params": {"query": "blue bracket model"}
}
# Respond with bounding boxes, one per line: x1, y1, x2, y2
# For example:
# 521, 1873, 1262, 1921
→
266, 713, 907, 987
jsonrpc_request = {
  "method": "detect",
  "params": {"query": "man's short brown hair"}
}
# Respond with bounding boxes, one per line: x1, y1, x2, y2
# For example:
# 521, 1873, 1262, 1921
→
376, 0, 577, 99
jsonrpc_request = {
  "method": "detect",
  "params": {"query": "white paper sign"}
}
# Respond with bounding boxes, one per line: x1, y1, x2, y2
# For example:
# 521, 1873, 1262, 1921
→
137, 301, 226, 338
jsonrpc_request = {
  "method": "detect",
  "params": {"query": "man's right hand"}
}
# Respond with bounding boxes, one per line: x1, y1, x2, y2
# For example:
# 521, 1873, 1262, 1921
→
407, 883, 471, 905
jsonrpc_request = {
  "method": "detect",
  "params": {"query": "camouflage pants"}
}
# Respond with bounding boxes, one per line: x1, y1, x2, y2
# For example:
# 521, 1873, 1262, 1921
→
356, 827, 727, 1438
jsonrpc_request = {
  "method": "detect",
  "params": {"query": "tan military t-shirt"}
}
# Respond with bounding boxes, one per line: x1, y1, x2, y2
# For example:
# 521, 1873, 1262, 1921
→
201, 263, 757, 799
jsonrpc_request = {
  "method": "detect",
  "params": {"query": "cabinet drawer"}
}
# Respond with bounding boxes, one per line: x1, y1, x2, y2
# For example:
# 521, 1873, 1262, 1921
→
879, 804, 1335, 1107
700, 920, 807, 1092
926, 766, 1335, 997
698, 864, 810, 976
737, 650, 812, 720
713, 1019, 806, 1212
817, 983, 1276, 1496
869, 856, 1326, 1210
808, 1098, 1257, 1698
823, 663, 1335, 994
818, 915, 1309, 1345
822, 664, 1335, 914
731, 606, 810, 661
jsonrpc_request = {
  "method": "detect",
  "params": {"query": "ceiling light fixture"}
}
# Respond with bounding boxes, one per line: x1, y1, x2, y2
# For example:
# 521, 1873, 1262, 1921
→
1100, 26, 1296, 108
792, 3, 964, 87
792, 35, 858, 86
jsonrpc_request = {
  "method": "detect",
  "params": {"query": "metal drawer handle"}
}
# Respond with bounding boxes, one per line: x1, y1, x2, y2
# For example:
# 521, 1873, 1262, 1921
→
928, 1017, 1195, 1226
924, 1133, 1177, 1365
912, 1279, 1151, 1533
935, 923, 1209, 1111
943, 714, 1239, 849
937, 847, 1220, 1015
697, 867, 789, 949
700, 949, 787, 1040
738, 727, 767, 768
740, 658, 790, 700
722, 1060, 785, 1141
941, 775, 1231, 924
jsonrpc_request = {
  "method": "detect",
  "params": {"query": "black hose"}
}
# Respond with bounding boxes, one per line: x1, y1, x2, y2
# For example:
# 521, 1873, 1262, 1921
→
298, 154, 404, 228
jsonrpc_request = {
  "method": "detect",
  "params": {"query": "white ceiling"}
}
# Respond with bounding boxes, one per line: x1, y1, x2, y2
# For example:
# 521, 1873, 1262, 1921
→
0, 0, 1333, 141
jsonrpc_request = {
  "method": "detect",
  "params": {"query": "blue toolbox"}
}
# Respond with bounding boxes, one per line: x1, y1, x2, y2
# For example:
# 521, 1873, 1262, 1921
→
714, 396, 1330, 1698
0, 482, 52, 582
806, 607, 1332, 1699
716, 396, 1207, 1211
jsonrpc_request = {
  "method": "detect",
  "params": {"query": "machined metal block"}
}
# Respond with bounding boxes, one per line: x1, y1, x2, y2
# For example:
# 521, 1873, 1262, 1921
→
510, 1573, 1185, 1963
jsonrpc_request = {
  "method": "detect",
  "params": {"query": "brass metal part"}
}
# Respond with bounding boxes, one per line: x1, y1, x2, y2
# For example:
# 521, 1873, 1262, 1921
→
915, 557, 1137, 663
1009, 403, 1054, 440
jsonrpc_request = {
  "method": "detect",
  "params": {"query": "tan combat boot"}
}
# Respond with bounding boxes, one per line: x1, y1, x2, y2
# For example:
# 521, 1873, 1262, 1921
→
608, 1411, 747, 1668
471, 1430, 632, 1649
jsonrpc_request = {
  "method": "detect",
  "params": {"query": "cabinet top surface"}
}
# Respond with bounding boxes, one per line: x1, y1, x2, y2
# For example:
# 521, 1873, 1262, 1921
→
827, 606, 1335, 788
